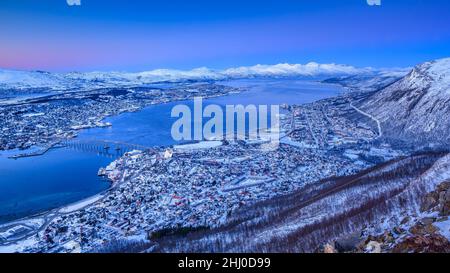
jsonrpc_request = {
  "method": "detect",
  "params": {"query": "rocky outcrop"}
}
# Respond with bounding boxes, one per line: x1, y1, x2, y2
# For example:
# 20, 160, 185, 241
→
323, 180, 450, 253
392, 234, 450, 253
421, 181, 450, 216
381, 187, 450, 253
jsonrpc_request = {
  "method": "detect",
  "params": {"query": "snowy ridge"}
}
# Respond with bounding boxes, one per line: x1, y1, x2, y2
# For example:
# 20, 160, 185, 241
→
0, 62, 371, 91
360, 57, 450, 143
222, 62, 370, 78
0, 69, 69, 90
322, 68, 411, 93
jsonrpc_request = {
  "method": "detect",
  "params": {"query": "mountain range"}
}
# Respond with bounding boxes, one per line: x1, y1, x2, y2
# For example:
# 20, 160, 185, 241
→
0, 62, 377, 91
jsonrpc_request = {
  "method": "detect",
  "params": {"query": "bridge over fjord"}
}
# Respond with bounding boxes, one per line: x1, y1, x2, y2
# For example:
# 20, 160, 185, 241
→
62, 138, 154, 158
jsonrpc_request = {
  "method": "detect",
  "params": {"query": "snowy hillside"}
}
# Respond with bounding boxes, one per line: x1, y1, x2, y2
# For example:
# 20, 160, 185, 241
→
0, 62, 370, 91
0, 69, 69, 90
323, 69, 410, 93
359, 58, 450, 143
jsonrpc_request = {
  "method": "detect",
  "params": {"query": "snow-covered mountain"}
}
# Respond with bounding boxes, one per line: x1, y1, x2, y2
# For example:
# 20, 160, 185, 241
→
222, 62, 370, 78
359, 58, 450, 143
0, 62, 370, 91
0, 69, 70, 90
323, 69, 411, 93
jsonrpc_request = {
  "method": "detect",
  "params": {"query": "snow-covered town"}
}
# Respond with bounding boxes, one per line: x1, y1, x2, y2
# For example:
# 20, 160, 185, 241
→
0, 90, 408, 253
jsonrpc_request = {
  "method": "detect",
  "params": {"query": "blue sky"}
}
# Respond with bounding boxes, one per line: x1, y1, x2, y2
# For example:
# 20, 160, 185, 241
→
0, 0, 449, 71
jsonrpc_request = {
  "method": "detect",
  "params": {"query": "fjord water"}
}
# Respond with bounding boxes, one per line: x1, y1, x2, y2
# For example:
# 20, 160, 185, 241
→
0, 79, 343, 224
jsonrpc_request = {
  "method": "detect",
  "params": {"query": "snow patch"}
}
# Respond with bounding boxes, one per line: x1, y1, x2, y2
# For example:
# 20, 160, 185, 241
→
174, 141, 223, 151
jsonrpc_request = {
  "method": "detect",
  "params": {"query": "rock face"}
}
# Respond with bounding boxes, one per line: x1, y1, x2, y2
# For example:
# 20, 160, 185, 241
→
409, 223, 439, 236
360, 58, 450, 144
392, 234, 450, 253
389, 181, 450, 253
421, 181, 450, 216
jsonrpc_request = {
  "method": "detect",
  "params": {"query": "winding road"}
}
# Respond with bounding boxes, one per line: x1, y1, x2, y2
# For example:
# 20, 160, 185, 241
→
350, 102, 383, 139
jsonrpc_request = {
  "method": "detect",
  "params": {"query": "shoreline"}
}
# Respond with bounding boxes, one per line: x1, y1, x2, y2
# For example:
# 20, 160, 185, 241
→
0, 84, 249, 230
0, 80, 344, 251
0, 175, 119, 250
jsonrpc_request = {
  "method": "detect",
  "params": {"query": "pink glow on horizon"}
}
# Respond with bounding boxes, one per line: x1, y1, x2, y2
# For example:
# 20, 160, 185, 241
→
1, 9, 449, 71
